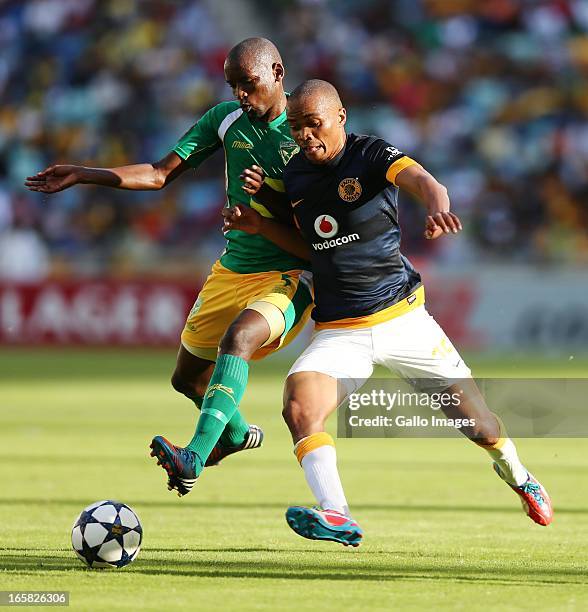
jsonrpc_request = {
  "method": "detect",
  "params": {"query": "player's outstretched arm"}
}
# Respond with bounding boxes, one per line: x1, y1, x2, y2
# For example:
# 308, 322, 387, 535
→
222, 205, 310, 261
395, 164, 462, 240
24, 152, 187, 194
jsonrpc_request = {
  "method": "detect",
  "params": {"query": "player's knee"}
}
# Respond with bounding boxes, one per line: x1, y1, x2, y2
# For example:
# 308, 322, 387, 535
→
282, 398, 303, 432
219, 324, 258, 359
468, 415, 500, 446
282, 397, 322, 435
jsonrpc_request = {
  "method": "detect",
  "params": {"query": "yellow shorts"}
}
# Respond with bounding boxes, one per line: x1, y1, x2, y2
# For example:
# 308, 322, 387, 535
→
181, 260, 313, 361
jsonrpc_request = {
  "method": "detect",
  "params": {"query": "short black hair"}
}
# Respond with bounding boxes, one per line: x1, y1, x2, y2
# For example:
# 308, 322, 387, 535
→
289, 79, 342, 108
226, 37, 282, 69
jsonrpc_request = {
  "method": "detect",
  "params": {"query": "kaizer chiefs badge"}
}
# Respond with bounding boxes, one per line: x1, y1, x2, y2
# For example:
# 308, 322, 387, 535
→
338, 177, 362, 202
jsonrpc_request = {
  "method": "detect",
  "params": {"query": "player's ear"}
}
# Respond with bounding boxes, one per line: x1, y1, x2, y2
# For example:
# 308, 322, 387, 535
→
273, 62, 285, 83
338, 107, 347, 126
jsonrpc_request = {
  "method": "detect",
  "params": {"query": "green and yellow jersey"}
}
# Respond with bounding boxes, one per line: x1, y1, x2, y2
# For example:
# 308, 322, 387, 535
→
173, 101, 305, 274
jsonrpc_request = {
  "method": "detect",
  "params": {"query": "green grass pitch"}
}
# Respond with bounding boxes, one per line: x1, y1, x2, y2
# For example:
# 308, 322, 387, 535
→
1, 349, 588, 611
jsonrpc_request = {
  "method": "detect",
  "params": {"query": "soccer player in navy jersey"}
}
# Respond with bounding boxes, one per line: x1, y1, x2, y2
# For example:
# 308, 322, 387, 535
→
224, 79, 552, 546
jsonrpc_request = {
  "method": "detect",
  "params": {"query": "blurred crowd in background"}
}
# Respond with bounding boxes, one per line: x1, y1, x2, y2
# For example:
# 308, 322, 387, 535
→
1, 0, 587, 281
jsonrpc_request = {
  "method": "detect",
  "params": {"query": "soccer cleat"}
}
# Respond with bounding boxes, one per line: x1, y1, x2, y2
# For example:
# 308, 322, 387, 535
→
493, 463, 553, 526
285, 506, 363, 547
149, 436, 200, 497
205, 424, 264, 467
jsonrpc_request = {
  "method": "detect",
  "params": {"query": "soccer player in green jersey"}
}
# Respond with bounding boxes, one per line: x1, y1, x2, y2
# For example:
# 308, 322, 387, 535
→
25, 38, 313, 496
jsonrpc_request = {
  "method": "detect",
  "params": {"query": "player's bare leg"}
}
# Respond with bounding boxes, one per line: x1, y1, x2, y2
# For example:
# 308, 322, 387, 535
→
282, 372, 363, 546
438, 379, 501, 446
171, 347, 215, 404
438, 379, 553, 526
151, 309, 271, 495
282, 372, 341, 442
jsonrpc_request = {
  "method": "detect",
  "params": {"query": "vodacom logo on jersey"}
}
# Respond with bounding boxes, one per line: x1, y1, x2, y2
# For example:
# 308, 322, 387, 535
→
312, 214, 360, 251
314, 214, 339, 238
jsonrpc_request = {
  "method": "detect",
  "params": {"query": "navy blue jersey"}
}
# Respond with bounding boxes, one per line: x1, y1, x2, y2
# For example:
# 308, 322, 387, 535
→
283, 133, 422, 324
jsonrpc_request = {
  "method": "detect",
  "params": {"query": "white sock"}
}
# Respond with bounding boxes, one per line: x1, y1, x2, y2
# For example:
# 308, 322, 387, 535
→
300, 444, 350, 516
485, 438, 528, 486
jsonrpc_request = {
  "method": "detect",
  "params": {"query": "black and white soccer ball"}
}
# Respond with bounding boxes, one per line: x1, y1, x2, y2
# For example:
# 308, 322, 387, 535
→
71, 500, 143, 569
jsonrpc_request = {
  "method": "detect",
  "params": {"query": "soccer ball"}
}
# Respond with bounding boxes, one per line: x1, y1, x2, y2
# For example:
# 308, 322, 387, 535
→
71, 500, 143, 569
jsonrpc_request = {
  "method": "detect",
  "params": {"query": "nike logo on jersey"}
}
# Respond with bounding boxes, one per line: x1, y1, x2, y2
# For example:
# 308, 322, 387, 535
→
291, 199, 304, 208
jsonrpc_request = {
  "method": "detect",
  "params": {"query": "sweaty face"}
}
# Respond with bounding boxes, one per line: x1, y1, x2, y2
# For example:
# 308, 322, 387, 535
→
224, 59, 280, 120
287, 98, 346, 164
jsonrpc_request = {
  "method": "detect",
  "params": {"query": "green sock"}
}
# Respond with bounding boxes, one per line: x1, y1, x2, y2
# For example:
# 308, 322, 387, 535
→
220, 410, 250, 448
187, 353, 249, 474
192, 393, 249, 448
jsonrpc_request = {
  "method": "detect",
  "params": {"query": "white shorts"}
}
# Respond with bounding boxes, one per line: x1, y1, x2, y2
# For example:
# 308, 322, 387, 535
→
288, 306, 472, 396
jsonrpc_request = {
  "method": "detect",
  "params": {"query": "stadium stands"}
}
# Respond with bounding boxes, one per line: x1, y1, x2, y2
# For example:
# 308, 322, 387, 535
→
1, 0, 587, 279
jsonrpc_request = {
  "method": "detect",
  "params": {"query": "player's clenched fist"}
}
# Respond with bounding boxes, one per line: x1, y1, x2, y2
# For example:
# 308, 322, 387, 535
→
424, 211, 463, 240
239, 165, 265, 195
222, 204, 263, 235
24, 165, 84, 193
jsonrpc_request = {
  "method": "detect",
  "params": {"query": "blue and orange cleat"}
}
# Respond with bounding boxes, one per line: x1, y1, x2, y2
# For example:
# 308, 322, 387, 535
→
205, 424, 264, 467
285, 506, 363, 547
493, 463, 553, 526
149, 436, 201, 497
